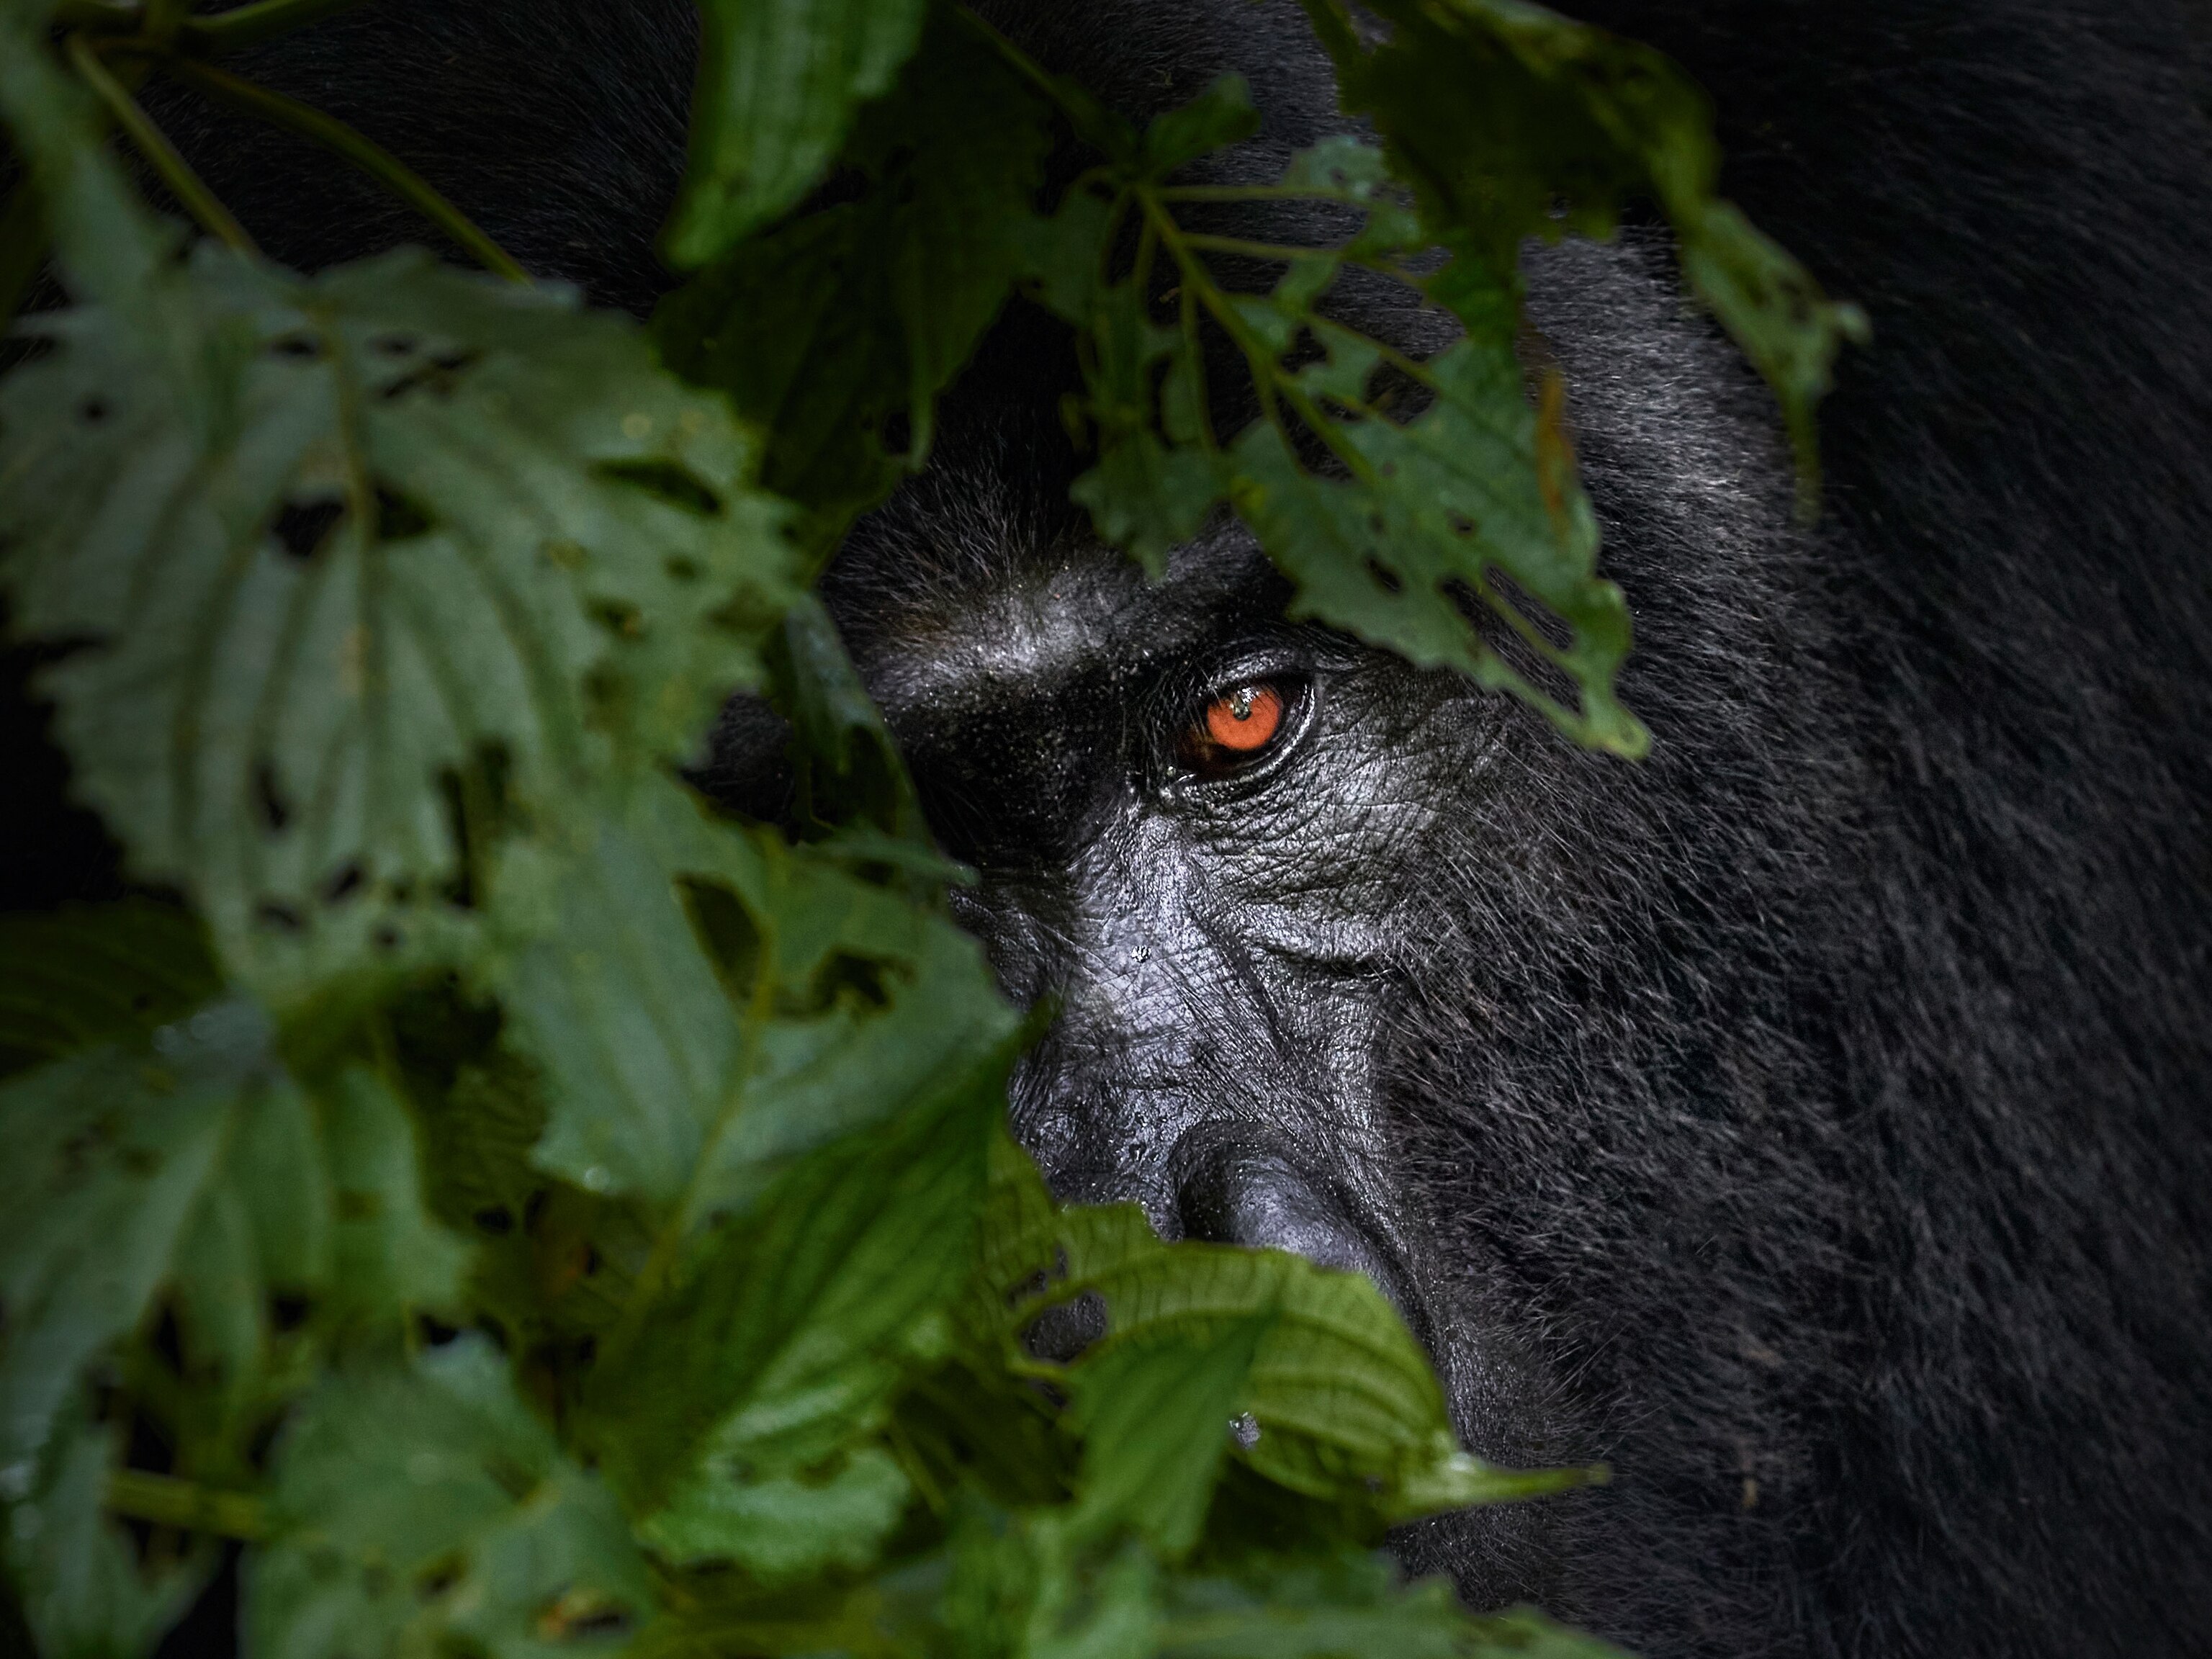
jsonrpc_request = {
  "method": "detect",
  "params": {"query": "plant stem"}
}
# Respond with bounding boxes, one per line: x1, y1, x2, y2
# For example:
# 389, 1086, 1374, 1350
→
1177, 232, 1336, 263
162, 59, 529, 282
1156, 183, 1367, 204
106, 1469, 269, 1541
66, 34, 257, 253
184, 0, 372, 52
1143, 192, 1382, 493
948, 1, 1125, 156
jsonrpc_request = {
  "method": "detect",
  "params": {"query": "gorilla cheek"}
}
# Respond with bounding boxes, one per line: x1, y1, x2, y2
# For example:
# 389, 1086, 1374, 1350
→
979, 746, 1455, 1356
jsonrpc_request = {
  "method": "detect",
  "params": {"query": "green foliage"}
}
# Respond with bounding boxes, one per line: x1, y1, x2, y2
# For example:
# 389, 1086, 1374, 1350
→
0, 0, 1851, 1653
656, 7, 1051, 549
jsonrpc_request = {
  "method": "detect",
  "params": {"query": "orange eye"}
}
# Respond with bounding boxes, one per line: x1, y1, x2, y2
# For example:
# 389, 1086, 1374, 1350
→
1201, 683, 1285, 753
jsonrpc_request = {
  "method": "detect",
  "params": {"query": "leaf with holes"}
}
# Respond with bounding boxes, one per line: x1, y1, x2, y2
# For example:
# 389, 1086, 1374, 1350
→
0, 1001, 465, 1479
1293, 0, 1866, 478
489, 773, 1015, 1219
248, 1336, 650, 1659
1032, 116, 1646, 754
580, 1033, 1013, 1583
0, 247, 795, 994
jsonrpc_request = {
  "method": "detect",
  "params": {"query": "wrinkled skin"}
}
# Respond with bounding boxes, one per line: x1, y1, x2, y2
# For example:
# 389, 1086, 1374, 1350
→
24, 0, 2203, 1654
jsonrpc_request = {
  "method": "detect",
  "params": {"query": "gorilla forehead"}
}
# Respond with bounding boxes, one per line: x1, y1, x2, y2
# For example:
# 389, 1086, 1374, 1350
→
824, 462, 1280, 731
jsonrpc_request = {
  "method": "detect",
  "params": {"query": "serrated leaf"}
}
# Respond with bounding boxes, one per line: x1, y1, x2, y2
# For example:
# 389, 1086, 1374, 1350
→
491, 799, 741, 1210
0, 900, 220, 1077
0, 1414, 214, 1659
657, 12, 1048, 535
1064, 284, 1224, 577
873, 15, 1053, 454
669, 0, 929, 266
1038, 111, 1649, 752
0, 1001, 286, 1468
1298, 0, 1863, 475
1030, 1210, 1588, 1524
771, 595, 927, 840
318, 1066, 469, 1323
935, 1503, 1159, 1659
493, 771, 1015, 1220
1226, 316, 1645, 756
587, 1036, 1014, 1580
0, 1002, 469, 1476
642, 1444, 909, 1581
0, 248, 793, 992
1069, 1314, 1274, 1560
248, 1335, 649, 1659
657, 207, 908, 534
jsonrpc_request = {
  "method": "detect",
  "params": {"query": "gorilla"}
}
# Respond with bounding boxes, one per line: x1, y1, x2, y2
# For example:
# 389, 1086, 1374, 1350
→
10, 1, 2211, 1655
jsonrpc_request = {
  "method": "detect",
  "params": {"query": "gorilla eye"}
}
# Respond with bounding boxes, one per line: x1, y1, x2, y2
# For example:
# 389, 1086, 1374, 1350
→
1181, 678, 1298, 778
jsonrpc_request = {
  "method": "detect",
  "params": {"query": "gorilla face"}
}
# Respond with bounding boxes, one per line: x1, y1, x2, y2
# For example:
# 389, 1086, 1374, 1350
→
698, 231, 1858, 1633
130, 0, 2212, 1649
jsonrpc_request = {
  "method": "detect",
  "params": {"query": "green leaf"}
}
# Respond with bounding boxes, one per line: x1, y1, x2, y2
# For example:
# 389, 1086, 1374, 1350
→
868, 17, 1054, 457
493, 772, 1015, 1220
1063, 280, 1225, 577
585, 1041, 1013, 1577
1225, 313, 1645, 757
0, 1002, 469, 1477
0, 248, 793, 992
248, 1335, 650, 1659
771, 595, 927, 840
0, 900, 220, 1078
0, 1001, 285, 1468
1, 1415, 213, 1659
935, 1504, 1160, 1659
490, 797, 741, 1210
668, 0, 929, 267
1069, 1313, 1274, 1559
657, 207, 908, 536
1157, 1554, 1627, 1658
316, 1066, 469, 1324
1031, 115, 1647, 752
641, 1444, 911, 1582
1140, 75, 1261, 177
0, 0, 180, 336
1033, 1210, 1590, 1524
657, 9, 1049, 538
1295, 0, 1865, 480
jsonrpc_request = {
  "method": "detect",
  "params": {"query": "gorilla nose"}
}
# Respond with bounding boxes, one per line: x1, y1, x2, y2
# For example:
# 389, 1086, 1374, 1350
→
1169, 1121, 1421, 1326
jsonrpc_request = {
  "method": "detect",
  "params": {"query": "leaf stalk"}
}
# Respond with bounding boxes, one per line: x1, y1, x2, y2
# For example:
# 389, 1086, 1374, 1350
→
183, 0, 372, 52
161, 58, 529, 282
66, 32, 257, 253
105, 1468, 269, 1541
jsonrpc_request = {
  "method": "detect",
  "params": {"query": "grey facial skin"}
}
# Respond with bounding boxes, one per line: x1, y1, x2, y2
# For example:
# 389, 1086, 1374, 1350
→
137, 0, 2212, 1653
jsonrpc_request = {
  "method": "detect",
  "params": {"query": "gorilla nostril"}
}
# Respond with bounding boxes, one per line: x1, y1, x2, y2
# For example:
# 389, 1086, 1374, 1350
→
1169, 1121, 1419, 1327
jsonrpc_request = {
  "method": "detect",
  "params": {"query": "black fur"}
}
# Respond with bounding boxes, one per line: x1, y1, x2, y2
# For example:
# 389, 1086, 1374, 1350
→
26, 3, 2212, 1655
